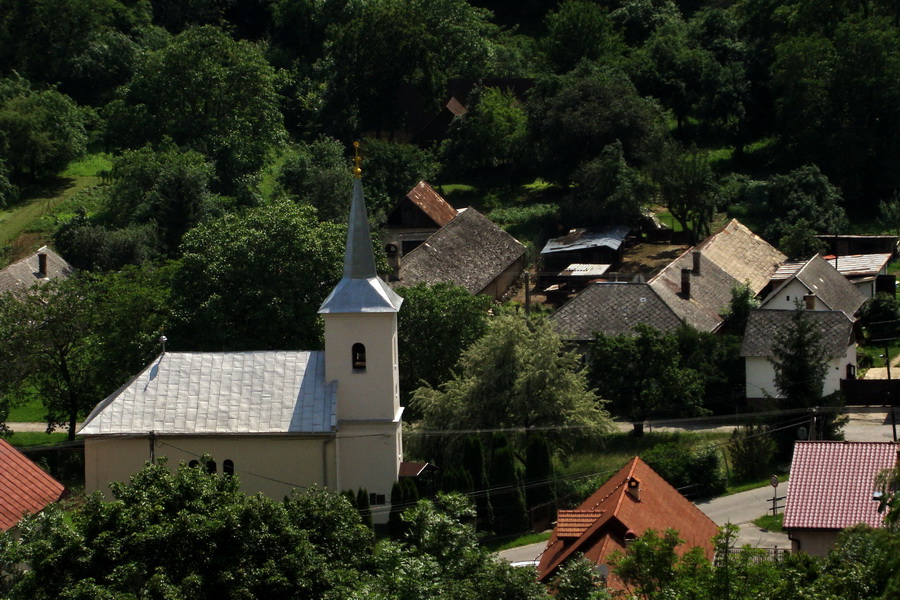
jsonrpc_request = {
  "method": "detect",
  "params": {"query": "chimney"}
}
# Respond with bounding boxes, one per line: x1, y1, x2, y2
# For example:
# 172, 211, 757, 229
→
692, 250, 701, 274
804, 294, 816, 310
38, 252, 48, 277
626, 476, 641, 502
681, 268, 691, 299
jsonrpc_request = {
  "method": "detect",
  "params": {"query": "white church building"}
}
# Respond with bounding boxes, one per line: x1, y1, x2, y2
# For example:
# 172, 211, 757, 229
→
79, 166, 404, 522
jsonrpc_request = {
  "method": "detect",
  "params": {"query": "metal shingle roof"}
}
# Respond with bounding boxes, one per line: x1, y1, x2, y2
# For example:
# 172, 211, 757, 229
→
79, 351, 336, 436
784, 441, 898, 530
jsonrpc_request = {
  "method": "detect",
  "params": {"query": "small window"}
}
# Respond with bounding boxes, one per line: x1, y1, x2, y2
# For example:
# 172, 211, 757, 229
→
206, 460, 217, 474
786, 295, 790, 301
223, 459, 234, 476
352, 343, 366, 370
369, 493, 386, 505
385, 243, 398, 256
189, 460, 199, 468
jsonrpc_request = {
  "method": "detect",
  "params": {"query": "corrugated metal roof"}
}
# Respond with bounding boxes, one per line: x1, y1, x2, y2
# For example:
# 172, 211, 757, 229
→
541, 225, 630, 255
784, 441, 898, 530
0, 439, 65, 531
79, 352, 336, 436
404, 181, 458, 228
558, 263, 611, 277
775, 254, 891, 279
763, 254, 866, 317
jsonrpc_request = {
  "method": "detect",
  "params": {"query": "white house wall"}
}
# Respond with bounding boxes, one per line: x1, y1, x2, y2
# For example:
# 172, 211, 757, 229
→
745, 346, 855, 400
762, 280, 818, 310
84, 435, 337, 501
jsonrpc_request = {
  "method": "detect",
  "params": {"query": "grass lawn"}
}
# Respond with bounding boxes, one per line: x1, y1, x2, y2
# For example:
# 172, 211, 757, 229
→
752, 512, 784, 532
7, 397, 45, 422
482, 530, 552, 552
7, 431, 70, 447
725, 473, 788, 496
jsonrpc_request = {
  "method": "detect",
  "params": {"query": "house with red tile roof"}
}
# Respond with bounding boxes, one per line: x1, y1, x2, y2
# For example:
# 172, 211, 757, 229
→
0, 439, 66, 531
784, 441, 899, 556
535, 457, 718, 591
384, 181, 458, 277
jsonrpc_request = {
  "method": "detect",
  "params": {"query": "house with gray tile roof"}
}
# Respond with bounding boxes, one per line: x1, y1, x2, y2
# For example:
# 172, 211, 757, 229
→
0, 246, 73, 295
760, 254, 866, 318
551, 282, 682, 344
80, 174, 406, 524
383, 181, 458, 277
395, 207, 525, 300
740, 309, 856, 401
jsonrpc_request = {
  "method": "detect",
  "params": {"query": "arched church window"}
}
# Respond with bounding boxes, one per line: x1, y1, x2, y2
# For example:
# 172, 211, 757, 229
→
206, 460, 217, 474
352, 343, 366, 370
224, 459, 234, 476
189, 460, 199, 468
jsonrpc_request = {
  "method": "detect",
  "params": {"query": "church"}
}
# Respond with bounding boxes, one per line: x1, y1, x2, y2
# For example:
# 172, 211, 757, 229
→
79, 158, 404, 523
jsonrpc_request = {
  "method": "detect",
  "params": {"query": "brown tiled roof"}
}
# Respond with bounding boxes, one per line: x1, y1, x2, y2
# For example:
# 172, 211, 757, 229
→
536, 457, 718, 589
740, 309, 855, 358
0, 439, 66, 531
404, 181, 458, 228
396, 208, 525, 295
763, 254, 866, 317
557, 510, 605, 538
784, 441, 898, 531
695, 219, 786, 293
551, 283, 682, 341
0, 246, 74, 295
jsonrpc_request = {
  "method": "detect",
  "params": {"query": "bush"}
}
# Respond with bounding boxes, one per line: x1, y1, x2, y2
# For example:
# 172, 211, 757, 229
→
641, 442, 726, 498
728, 424, 776, 483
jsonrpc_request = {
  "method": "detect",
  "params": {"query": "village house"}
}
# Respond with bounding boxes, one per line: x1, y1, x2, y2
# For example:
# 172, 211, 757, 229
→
784, 441, 899, 556
759, 254, 866, 317
0, 246, 73, 295
79, 174, 406, 523
394, 206, 525, 300
383, 180, 458, 278
536, 457, 718, 591
740, 309, 857, 402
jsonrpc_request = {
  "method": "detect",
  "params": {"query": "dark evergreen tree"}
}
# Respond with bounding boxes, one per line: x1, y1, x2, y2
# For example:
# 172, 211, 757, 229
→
488, 434, 528, 536
356, 488, 373, 529
524, 434, 555, 509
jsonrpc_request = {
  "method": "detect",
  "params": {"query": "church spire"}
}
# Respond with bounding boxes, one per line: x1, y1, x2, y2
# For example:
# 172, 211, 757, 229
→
318, 142, 403, 314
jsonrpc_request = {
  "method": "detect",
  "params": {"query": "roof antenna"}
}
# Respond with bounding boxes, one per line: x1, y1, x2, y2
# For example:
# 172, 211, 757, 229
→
159, 335, 168, 354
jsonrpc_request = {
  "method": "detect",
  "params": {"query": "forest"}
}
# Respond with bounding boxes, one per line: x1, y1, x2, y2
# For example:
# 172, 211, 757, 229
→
1, 0, 900, 596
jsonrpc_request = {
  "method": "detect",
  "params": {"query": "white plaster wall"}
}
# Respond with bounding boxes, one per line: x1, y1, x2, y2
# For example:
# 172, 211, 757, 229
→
762, 280, 816, 310
789, 530, 839, 557
336, 419, 402, 524
324, 312, 401, 422
85, 435, 336, 500
745, 346, 855, 399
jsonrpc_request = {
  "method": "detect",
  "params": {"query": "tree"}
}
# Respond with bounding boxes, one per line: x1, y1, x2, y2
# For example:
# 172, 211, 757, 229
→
0, 158, 16, 208
170, 200, 345, 351
719, 281, 760, 336
412, 313, 612, 455
729, 424, 776, 482
878, 191, 900, 237
0, 80, 87, 181
589, 324, 706, 428
770, 305, 829, 410
396, 283, 493, 408
442, 86, 528, 173
488, 434, 528, 535
610, 529, 685, 599
359, 139, 439, 220
543, 1, 623, 73
104, 144, 220, 257
0, 268, 171, 439
566, 141, 652, 227
860, 292, 900, 342
761, 165, 848, 254
527, 63, 667, 185
524, 433, 555, 509
105, 25, 285, 197
653, 141, 718, 243
277, 136, 355, 223
551, 556, 612, 600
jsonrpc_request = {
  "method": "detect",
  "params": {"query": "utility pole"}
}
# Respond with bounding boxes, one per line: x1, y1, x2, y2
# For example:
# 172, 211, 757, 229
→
524, 271, 531, 315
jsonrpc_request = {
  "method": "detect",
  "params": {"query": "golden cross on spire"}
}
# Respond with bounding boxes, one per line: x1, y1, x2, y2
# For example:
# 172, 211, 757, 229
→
353, 141, 362, 179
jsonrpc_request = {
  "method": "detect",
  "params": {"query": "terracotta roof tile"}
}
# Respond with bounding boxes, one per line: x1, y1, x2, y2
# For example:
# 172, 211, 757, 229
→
784, 441, 898, 531
0, 439, 66, 531
557, 510, 605, 538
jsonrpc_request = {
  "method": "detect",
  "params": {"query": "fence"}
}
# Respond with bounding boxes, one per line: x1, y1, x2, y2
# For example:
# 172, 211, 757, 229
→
716, 547, 790, 566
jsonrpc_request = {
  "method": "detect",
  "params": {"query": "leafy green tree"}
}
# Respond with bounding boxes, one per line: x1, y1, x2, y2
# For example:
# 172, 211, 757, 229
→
277, 136, 354, 223
566, 141, 652, 227
543, 1, 623, 73
610, 0, 682, 47
641, 442, 726, 497
728, 424, 776, 482
150, 0, 234, 33
672, 324, 744, 415
589, 324, 705, 427
653, 142, 718, 243
777, 218, 827, 259
524, 433, 555, 509
761, 165, 848, 253
879, 191, 900, 237
488, 434, 528, 536
0, 80, 87, 181
105, 25, 285, 197
170, 200, 345, 351
0, 158, 16, 208
551, 556, 612, 600
442, 86, 528, 173
104, 144, 220, 256
610, 528, 686, 599
396, 283, 493, 407
720, 281, 760, 336
360, 138, 439, 220
54, 218, 161, 271
526, 63, 667, 185
412, 313, 612, 455
806, 526, 900, 599
861, 292, 900, 342
0, 268, 171, 439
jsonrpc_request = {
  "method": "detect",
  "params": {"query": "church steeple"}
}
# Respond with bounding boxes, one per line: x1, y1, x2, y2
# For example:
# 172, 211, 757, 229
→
318, 145, 403, 315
